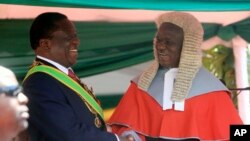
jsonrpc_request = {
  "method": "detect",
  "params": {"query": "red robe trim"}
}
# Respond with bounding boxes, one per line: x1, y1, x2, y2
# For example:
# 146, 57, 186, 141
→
108, 82, 243, 141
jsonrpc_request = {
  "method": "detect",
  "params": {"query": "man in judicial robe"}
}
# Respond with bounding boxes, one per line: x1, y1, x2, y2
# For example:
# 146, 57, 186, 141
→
108, 12, 243, 141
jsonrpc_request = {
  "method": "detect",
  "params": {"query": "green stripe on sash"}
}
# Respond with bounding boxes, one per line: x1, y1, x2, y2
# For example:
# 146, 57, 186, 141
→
23, 65, 104, 120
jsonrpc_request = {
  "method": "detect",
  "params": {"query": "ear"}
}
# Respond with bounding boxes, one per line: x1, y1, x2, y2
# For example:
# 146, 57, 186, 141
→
39, 39, 51, 50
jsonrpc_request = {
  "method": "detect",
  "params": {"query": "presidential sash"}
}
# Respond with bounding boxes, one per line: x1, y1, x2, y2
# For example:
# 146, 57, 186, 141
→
23, 65, 104, 120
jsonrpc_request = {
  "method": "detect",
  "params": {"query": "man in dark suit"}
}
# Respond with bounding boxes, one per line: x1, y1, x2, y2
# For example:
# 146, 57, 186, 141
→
23, 12, 134, 141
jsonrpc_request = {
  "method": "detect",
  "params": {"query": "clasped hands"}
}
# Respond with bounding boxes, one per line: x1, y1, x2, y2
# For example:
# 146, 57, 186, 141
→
118, 134, 135, 141
107, 124, 136, 141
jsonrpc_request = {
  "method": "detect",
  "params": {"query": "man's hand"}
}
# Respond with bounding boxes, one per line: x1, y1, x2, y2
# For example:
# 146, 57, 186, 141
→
106, 124, 112, 132
118, 134, 135, 141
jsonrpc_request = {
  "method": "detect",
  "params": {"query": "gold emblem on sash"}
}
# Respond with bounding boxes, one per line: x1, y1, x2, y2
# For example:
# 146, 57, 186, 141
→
28, 62, 104, 129
85, 102, 102, 128
31, 60, 43, 68
94, 116, 102, 128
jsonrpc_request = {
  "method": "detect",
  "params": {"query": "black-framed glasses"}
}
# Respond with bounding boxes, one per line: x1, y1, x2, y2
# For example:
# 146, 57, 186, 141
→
0, 85, 22, 97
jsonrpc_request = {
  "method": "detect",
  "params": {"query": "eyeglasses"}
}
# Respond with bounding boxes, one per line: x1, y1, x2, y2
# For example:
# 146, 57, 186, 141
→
0, 85, 22, 97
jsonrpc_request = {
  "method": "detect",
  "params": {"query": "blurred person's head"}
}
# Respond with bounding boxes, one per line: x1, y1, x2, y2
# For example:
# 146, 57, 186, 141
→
0, 66, 29, 141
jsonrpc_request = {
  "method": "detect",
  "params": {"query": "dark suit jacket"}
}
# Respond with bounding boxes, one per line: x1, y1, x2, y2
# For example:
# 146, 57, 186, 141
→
23, 59, 117, 141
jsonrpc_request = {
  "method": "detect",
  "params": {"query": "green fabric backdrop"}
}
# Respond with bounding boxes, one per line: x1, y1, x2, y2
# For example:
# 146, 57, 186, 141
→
0, 18, 249, 81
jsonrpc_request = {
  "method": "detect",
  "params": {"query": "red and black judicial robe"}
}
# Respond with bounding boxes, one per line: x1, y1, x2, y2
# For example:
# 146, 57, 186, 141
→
108, 67, 243, 141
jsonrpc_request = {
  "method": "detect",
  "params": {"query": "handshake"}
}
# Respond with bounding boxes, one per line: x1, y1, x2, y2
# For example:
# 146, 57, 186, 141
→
107, 125, 141, 141
118, 134, 135, 141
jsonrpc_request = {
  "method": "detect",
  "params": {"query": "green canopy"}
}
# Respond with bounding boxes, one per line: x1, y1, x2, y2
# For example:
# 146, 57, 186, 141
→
1, 0, 250, 11
0, 18, 249, 81
0, 0, 249, 81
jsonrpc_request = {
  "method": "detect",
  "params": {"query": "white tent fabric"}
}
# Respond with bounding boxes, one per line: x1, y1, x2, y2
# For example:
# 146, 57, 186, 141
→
0, 4, 249, 23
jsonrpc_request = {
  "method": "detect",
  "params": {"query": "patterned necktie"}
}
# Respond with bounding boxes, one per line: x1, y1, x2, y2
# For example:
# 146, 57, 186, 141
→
68, 69, 100, 103
68, 69, 100, 106
68, 69, 79, 82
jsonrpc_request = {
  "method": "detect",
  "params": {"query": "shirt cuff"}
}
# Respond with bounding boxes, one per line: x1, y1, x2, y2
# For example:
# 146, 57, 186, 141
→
115, 134, 120, 141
